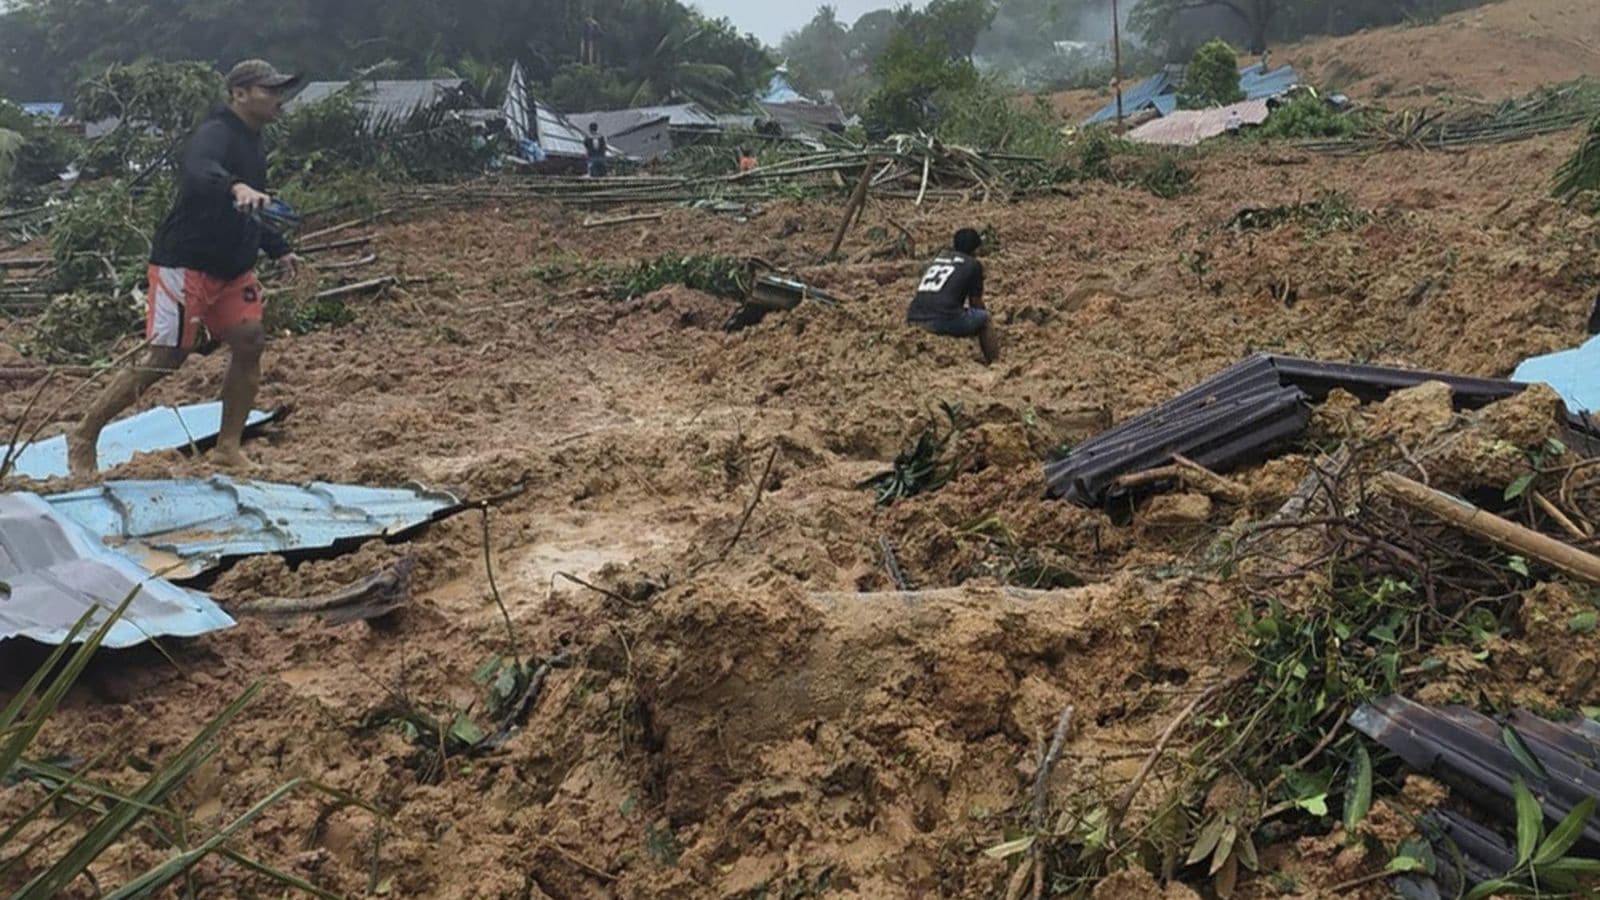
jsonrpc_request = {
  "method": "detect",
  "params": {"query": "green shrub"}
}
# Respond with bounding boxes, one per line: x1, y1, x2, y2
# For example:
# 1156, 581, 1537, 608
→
930, 80, 1066, 158
1177, 39, 1244, 109
1255, 93, 1364, 139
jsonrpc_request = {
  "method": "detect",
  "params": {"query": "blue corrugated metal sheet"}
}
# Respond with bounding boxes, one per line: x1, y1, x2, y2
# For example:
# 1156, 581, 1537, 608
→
763, 70, 806, 105
46, 477, 465, 579
0, 493, 233, 647
1084, 71, 1175, 125
20, 102, 65, 118
1083, 63, 1296, 125
1513, 334, 1600, 416
1239, 62, 1299, 100
2, 403, 281, 482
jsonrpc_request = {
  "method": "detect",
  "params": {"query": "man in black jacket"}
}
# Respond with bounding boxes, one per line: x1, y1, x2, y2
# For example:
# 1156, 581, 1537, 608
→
68, 59, 304, 475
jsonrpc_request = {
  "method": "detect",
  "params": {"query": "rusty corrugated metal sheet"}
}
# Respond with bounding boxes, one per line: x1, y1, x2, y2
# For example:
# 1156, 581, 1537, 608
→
1127, 100, 1270, 146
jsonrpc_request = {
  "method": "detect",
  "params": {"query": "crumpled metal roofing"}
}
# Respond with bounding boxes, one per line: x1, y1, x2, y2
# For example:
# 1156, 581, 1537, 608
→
0, 492, 232, 647
1083, 62, 1298, 125
1045, 354, 1541, 506
46, 477, 466, 580
1127, 99, 1270, 146
1513, 334, 1600, 417
502, 61, 592, 159
1, 403, 280, 482
1352, 695, 1600, 897
288, 79, 474, 130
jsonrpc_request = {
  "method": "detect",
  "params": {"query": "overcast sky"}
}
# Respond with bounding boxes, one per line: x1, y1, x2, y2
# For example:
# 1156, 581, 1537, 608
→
690, 0, 924, 46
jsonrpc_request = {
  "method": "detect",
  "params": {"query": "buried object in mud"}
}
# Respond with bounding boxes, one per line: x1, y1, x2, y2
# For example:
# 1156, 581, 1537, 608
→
723, 272, 844, 332
227, 555, 414, 625
1045, 353, 1597, 507
1, 402, 282, 482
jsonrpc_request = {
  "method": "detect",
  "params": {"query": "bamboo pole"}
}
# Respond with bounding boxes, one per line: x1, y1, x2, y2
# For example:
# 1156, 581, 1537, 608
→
1374, 471, 1600, 585
825, 159, 876, 261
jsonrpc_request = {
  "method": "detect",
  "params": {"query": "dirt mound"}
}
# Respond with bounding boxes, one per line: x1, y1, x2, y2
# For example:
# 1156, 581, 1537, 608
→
1278, 0, 1600, 104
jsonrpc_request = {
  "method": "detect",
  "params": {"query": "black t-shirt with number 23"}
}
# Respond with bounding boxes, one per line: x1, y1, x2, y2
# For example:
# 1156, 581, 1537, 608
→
906, 252, 984, 322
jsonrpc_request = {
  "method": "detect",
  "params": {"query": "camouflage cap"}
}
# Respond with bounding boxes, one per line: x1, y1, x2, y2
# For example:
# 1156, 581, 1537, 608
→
225, 59, 300, 91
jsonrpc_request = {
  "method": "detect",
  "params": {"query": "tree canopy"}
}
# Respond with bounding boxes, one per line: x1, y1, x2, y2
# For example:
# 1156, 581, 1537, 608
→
0, 0, 772, 112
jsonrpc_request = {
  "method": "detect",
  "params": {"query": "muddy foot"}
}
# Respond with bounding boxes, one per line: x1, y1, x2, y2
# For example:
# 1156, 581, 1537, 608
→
210, 445, 257, 473
66, 428, 99, 477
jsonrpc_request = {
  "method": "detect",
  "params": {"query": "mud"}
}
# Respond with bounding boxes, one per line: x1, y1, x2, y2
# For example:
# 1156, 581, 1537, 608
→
4, 13, 1600, 896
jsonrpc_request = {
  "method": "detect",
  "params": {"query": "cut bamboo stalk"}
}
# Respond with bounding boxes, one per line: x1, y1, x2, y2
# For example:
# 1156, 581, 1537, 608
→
825, 159, 875, 261
1375, 471, 1600, 585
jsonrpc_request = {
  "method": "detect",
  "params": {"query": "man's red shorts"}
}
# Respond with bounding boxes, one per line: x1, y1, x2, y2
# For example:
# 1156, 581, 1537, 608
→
146, 265, 264, 350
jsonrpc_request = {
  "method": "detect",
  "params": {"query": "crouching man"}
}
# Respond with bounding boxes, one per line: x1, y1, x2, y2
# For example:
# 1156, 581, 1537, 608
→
905, 228, 997, 364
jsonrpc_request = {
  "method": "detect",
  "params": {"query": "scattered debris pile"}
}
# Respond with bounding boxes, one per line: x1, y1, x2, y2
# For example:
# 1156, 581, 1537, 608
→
1044, 354, 1555, 506
1303, 78, 1600, 154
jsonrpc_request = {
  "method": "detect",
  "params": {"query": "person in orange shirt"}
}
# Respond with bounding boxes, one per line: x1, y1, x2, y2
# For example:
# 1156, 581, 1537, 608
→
737, 148, 757, 172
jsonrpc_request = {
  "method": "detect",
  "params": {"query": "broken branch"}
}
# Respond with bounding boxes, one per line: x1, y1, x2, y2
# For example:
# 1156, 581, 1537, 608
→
1375, 471, 1600, 585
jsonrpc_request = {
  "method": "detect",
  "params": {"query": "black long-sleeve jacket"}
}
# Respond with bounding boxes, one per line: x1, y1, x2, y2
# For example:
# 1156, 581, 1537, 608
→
149, 107, 290, 279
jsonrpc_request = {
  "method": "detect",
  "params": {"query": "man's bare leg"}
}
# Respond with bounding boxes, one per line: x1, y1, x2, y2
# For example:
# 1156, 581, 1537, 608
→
67, 347, 186, 476
977, 321, 1000, 365
211, 321, 265, 470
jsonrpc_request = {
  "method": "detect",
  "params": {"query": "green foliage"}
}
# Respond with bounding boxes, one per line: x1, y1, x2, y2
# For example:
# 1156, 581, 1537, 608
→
1458, 782, 1600, 898
267, 77, 503, 187
1254, 93, 1364, 139
1178, 39, 1245, 110
0, 0, 771, 117
1222, 190, 1369, 236
73, 60, 223, 176
24, 289, 144, 363
930, 82, 1067, 159
609, 254, 753, 300
0, 101, 81, 200
45, 179, 168, 292
860, 402, 971, 507
1, 597, 363, 898
1130, 0, 1498, 58
866, 31, 981, 134
1067, 130, 1196, 198
1553, 115, 1600, 202
545, 64, 633, 113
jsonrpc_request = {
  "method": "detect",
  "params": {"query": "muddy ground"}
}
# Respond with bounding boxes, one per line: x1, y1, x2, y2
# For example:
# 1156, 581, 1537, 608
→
3, 91, 1600, 898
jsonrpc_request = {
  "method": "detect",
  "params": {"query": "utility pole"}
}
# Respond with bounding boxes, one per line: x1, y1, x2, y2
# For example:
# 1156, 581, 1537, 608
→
1112, 0, 1124, 129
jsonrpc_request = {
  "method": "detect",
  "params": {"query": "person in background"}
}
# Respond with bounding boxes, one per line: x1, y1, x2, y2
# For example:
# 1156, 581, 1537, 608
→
584, 122, 608, 178
68, 59, 304, 475
906, 227, 998, 365
737, 147, 757, 172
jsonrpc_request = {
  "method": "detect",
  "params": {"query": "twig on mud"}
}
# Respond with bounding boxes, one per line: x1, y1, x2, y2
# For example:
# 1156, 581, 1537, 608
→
1533, 490, 1589, 541
1010, 706, 1075, 900
1105, 673, 1248, 842
880, 535, 910, 590
555, 571, 630, 605
479, 507, 522, 666
1032, 707, 1075, 833
1327, 868, 1394, 894
722, 444, 780, 558
537, 837, 619, 882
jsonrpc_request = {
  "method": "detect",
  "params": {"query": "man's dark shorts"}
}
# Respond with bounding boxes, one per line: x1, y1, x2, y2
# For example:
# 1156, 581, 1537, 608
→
911, 307, 990, 338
